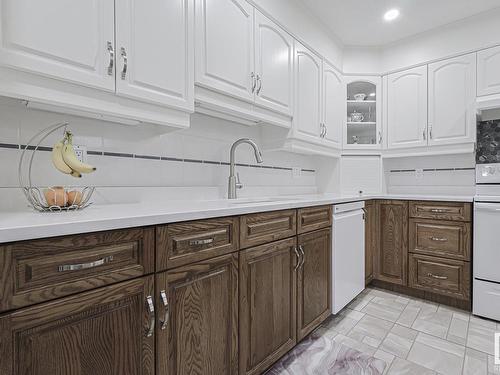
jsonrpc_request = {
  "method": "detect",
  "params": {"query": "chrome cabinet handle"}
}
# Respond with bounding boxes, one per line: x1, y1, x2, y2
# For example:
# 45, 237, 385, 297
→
378, 131, 382, 144
293, 247, 300, 271
160, 290, 170, 330
427, 273, 448, 280
120, 47, 128, 80
58, 255, 113, 272
429, 126, 433, 139
423, 128, 426, 140
251, 72, 256, 93
189, 238, 214, 246
430, 209, 451, 213
146, 296, 155, 337
298, 245, 305, 268
429, 236, 448, 242
324, 124, 327, 138
256, 74, 262, 95
107, 41, 114, 76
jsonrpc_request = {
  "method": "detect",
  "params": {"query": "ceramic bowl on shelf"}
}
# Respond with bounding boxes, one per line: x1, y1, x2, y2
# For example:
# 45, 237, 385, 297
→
353, 93, 366, 101
350, 111, 364, 122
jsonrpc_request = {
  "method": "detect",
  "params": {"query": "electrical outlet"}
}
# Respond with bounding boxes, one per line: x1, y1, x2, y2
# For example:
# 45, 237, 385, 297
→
72, 145, 87, 163
292, 167, 302, 178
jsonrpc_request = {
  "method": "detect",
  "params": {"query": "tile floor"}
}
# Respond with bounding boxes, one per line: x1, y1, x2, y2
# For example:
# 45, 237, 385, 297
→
313, 287, 500, 375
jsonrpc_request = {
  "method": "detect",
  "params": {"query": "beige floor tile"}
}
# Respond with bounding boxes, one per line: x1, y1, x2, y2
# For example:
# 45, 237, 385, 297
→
349, 314, 394, 343
488, 355, 500, 374
347, 293, 374, 311
374, 349, 395, 375
467, 322, 497, 355
412, 309, 453, 339
470, 315, 497, 329
379, 324, 418, 358
462, 348, 488, 375
387, 357, 436, 375
407, 335, 465, 375
448, 315, 470, 345
362, 300, 403, 322
331, 333, 377, 356
397, 305, 421, 327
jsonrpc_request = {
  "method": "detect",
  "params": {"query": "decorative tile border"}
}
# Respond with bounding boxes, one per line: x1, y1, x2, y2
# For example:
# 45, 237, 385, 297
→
1, 143, 315, 173
390, 167, 475, 173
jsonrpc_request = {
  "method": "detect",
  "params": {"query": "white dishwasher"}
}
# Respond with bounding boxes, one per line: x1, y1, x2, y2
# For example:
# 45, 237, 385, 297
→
332, 201, 365, 314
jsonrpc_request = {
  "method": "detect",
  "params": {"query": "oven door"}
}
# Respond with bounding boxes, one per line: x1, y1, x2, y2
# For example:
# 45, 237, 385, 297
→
474, 202, 500, 283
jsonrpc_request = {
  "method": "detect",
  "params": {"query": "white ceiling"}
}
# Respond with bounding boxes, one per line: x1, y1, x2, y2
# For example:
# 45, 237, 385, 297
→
298, 0, 500, 47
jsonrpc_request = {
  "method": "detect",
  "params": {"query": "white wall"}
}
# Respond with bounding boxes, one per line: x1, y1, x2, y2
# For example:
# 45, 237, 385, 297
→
343, 7, 500, 74
340, 156, 383, 196
0, 98, 318, 211
250, 0, 344, 68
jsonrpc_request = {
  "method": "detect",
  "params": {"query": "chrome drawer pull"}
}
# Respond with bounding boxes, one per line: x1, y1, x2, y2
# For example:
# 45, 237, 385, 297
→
58, 255, 113, 272
427, 273, 448, 280
146, 296, 155, 337
429, 236, 448, 242
189, 238, 214, 246
430, 209, 451, 213
160, 290, 170, 330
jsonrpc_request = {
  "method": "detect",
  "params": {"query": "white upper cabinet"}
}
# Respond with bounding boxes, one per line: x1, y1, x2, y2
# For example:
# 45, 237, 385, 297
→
477, 46, 500, 97
254, 11, 293, 116
0, 0, 115, 91
428, 53, 476, 146
387, 66, 428, 149
115, 0, 193, 111
293, 41, 322, 143
322, 62, 343, 149
195, 0, 254, 102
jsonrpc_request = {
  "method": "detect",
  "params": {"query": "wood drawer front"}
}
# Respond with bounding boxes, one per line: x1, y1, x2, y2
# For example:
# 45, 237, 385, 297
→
240, 209, 297, 249
156, 217, 238, 271
409, 254, 470, 300
409, 219, 470, 261
0, 227, 155, 313
409, 201, 471, 222
297, 205, 332, 234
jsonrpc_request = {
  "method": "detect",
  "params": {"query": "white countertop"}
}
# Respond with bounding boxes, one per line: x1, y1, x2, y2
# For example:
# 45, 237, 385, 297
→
0, 194, 473, 244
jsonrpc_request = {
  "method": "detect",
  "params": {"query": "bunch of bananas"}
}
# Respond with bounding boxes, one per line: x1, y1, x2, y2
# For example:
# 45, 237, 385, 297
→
51, 131, 96, 177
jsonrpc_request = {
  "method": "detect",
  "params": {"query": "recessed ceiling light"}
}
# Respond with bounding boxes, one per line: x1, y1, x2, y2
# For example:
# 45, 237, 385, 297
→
384, 8, 400, 22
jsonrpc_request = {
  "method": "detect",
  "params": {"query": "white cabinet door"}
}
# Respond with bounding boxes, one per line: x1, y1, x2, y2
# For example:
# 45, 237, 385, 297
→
0, 0, 115, 91
115, 0, 193, 110
322, 62, 343, 149
254, 11, 293, 116
477, 46, 500, 97
293, 42, 322, 142
387, 66, 428, 149
428, 54, 476, 146
195, 0, 254, 102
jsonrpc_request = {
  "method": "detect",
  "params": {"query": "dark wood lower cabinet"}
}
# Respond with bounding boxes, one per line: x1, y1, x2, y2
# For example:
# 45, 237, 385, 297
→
155, 253, 238, 375
239, 237, 297, 375
364, 201, 377, 285
375, 200, 408, 286
0, 276, 155, 375
297, 228, 331, 341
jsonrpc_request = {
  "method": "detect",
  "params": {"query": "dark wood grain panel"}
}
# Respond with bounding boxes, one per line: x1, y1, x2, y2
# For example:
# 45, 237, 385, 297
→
409, 201, 471, 222
0, 276, 155, 375
297, 228, 331, 341
409, 219, 471, 261
239, 237, 297, 375
156, 217, 238, 271
240, 209, 296, 249
0, 227, 154, 313
297, 205, 332, 234
365, 201, 378, 285
156, 253, 238, 375
409, 253, 470, 300
375, 200, 408, 286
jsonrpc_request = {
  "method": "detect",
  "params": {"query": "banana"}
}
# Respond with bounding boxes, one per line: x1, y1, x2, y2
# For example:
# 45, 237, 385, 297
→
62, 132, 96, 174
70, 170, 82, 178
51, 141, 73, 174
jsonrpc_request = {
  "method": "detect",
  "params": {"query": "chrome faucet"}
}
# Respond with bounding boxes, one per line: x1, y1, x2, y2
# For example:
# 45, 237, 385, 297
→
228, 138, 263, 199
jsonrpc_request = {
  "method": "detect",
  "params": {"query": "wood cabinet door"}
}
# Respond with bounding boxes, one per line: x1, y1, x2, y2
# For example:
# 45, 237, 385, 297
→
293, 41, 322, 144
322, 61, 344, 149
0, 0, 115, 91
0, 276, 155, 375
297, 228, 331, 341
195, 0, 254, 102
239, 237, 297, 375
387, 65, 428, 149
155, 253, 238, 375
115, 0, 193, 110
428, 53, 476, 146
375, 200, 408, 286
365, 200, 377, 285
254, 10, 294, 116
477, 45, 500, 96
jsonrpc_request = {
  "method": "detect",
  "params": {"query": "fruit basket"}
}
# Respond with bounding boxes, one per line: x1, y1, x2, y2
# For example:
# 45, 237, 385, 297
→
18, 122, 96, 212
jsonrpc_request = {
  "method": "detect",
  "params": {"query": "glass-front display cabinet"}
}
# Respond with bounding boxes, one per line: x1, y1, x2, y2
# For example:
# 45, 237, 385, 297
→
344, 76, 382, 150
